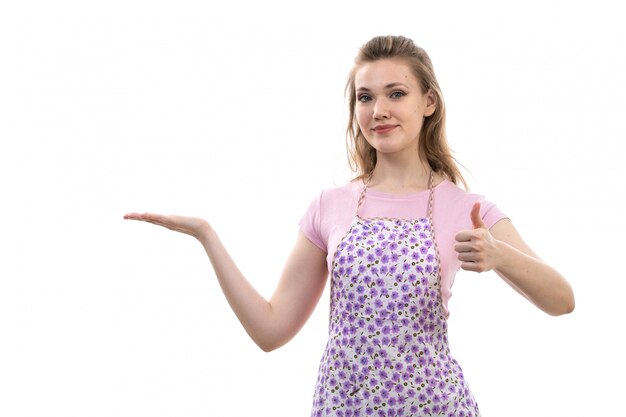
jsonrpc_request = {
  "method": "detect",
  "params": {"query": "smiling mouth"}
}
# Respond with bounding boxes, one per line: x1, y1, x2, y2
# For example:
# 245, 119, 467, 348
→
372, 125, 397, 133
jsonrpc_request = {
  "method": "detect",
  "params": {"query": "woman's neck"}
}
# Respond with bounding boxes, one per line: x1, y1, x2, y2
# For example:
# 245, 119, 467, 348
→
366, 154, 434, 194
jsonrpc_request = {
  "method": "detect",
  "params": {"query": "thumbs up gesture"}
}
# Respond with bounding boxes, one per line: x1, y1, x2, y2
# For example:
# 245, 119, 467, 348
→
454, 202, 500, 272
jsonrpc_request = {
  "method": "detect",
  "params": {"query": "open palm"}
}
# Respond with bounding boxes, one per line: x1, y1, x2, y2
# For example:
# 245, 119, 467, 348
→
123, 212, 210, 240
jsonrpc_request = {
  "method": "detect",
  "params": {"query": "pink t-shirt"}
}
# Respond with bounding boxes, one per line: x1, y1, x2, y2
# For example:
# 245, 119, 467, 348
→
299, 179, 508, 317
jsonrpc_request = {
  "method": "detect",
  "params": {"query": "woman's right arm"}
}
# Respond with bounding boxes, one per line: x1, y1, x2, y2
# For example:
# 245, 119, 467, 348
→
124, 213, 329, 352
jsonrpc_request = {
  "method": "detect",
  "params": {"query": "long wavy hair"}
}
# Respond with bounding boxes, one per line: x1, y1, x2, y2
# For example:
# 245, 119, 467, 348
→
346, 35, 467, 189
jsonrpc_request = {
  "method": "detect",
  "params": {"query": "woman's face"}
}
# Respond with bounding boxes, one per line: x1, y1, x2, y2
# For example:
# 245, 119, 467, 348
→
354, 58, 435, 157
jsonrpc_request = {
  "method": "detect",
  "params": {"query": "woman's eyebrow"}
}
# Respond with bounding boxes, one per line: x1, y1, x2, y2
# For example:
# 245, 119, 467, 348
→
356, 82, 409, 92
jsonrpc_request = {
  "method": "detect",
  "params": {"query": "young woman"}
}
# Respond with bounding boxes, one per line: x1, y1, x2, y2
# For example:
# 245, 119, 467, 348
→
125, 35, 574, 417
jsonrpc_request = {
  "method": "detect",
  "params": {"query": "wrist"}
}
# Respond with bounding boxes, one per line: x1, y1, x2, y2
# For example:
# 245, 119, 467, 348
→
195, 221, 214, 242
493, 239, 512, 272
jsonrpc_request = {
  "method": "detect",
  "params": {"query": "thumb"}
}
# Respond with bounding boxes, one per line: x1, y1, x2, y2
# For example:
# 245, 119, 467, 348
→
471, 202, 487, 229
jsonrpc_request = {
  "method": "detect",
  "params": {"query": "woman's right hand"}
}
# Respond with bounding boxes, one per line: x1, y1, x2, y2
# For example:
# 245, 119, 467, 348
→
123, 212, 211, 240
124, 211, 329, 352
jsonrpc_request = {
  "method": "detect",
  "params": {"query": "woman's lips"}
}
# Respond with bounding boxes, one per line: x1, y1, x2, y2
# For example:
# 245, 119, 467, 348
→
372, 125, 397, 134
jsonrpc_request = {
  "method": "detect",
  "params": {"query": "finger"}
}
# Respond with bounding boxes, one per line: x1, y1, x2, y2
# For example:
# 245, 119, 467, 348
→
455, 230, 477, 242
124, 212, 165, 221
471, 202, 487, 230
458, 252, 480, 262
460, 261, 483, 273
453, 242, 474, 253
124, 212, 151, 220
124, 215, 178, 230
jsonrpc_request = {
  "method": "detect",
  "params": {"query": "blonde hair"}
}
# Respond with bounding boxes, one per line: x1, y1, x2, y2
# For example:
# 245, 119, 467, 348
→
346, 35, 467, 188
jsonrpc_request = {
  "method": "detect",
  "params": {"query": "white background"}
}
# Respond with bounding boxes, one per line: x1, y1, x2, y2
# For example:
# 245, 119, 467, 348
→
1, 1, 624, 416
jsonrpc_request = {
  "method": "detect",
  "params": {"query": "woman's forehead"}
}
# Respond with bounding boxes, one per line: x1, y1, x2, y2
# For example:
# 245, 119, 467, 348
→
354, 59, 418, 90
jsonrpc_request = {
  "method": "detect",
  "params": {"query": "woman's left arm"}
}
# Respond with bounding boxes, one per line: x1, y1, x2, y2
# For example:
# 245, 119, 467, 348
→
454, 202, 575, 316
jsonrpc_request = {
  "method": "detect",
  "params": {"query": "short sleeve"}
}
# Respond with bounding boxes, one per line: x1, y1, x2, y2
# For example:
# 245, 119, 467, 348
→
478, 195, 509, 229
298, 190, 327, 252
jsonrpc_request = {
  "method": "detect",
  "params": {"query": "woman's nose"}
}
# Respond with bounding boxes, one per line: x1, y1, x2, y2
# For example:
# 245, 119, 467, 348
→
372, 99, 390, 119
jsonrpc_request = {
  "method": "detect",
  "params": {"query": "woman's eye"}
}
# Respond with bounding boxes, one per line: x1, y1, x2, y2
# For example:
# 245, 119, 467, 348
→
358, 95, 372, 103
391, 91, 406, 99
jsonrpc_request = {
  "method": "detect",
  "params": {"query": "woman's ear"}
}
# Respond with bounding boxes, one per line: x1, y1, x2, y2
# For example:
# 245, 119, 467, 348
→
424, 89, 437, 117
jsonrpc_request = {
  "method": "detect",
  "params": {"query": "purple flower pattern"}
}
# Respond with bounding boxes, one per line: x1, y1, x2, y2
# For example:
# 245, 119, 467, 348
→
311, 216, 480, 417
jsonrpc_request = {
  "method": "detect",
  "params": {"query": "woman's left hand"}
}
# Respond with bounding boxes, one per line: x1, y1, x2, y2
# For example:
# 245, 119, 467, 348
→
453, 202, 501, 272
